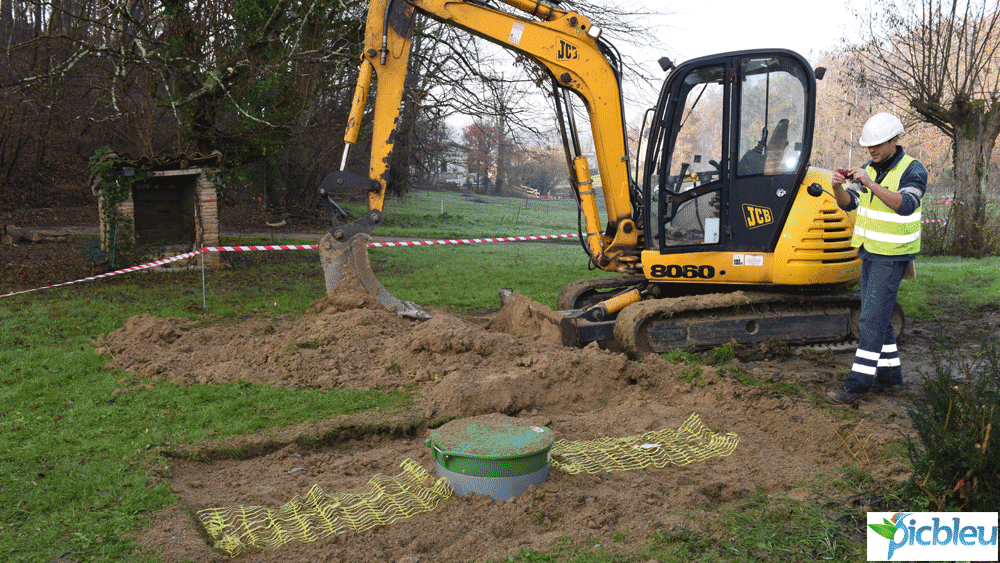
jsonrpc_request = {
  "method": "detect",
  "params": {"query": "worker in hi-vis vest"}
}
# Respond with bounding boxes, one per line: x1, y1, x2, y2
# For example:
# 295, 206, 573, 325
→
827, 112, 928, 404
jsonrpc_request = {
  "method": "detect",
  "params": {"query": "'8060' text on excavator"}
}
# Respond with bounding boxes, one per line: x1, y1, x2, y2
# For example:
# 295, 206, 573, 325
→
317, 0, 903, 355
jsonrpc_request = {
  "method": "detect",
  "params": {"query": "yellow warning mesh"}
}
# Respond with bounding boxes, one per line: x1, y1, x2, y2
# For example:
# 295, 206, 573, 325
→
196, 458, 451, 557
195, 414, 737, 556
550, 413, 739, 474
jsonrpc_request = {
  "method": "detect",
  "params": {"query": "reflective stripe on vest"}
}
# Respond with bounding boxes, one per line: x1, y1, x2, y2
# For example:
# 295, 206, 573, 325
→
851, 154, 921, 255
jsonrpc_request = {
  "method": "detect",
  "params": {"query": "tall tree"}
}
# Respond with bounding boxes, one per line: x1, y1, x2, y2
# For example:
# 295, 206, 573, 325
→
0, 0, 11, 39
5, 0, 367, 157
508, 144, 564, 196
846, 0, 1000, 257
462, 119, 514, 194
0, 0, 374, 210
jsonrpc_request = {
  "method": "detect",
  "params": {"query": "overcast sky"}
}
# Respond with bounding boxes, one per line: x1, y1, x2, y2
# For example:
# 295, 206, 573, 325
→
591, 0, 863, 126
642, 0, 859, 64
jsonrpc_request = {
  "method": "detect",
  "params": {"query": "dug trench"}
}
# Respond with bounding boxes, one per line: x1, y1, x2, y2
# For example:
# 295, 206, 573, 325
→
88, 281, 994, 563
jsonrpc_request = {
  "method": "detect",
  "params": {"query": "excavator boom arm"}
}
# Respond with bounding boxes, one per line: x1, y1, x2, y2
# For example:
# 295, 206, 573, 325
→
330, 0, 641, 271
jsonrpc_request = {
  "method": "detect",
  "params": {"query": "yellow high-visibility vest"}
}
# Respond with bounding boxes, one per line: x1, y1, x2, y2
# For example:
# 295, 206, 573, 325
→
852, 154, 921, 255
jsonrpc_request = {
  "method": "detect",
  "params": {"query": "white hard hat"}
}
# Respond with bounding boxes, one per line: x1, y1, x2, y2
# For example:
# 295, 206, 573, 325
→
859, 112, 905, 147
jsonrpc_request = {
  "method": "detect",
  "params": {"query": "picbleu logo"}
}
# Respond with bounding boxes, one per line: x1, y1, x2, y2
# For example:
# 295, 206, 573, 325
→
866, 512, 998, 561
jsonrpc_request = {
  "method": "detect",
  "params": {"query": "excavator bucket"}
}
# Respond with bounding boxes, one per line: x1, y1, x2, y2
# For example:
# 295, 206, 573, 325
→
494, 289, 570, 345
495, 288, 626, 350
318, 232, 430, 319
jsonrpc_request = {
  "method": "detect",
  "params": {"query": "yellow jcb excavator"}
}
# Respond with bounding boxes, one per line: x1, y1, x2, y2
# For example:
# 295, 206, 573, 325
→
316, 0, 903, 355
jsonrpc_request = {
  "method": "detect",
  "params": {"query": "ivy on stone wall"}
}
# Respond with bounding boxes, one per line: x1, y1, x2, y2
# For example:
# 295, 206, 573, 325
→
88, 147, 148, 269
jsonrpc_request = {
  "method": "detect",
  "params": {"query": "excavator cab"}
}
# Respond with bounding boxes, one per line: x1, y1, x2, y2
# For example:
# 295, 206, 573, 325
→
638, 50, 853, 289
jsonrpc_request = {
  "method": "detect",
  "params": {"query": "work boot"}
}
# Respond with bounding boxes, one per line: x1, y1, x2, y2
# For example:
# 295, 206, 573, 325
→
824, 388, 866, 405
872, 381, 904, 394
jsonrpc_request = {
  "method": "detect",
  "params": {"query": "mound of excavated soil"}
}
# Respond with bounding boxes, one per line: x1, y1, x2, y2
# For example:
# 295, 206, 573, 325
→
87, 283, 966, 563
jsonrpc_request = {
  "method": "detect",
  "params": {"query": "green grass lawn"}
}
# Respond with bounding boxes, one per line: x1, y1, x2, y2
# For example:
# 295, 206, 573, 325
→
897, 256, 1000, 320
343, 190, 588, 239
370, 242, 616, 311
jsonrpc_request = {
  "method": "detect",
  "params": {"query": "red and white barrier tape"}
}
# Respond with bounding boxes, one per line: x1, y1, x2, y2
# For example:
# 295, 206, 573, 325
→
2, 234, 581, 299
926, 195, 951, 222
363, 233, 579, 248
196, 234, 581, 253
203, 244, 318, 252
1, 251, 201, 299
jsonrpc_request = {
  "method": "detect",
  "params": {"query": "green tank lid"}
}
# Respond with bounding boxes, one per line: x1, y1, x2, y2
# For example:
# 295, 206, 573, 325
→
425, 415, 554, 478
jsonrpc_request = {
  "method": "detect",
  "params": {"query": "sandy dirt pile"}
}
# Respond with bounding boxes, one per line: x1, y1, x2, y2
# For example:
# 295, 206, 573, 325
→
91, 286, 937, 563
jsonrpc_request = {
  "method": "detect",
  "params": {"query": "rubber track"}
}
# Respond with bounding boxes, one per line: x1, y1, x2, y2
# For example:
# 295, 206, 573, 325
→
612, 290, 861, 355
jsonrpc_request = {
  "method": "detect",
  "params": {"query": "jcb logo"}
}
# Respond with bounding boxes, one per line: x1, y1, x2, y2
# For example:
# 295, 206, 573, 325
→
557, 40, 578, 60
742, 204, 773, 229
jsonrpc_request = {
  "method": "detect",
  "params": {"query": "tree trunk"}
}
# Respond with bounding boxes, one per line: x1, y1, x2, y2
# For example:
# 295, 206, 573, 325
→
950, 112, 1000, 257
2, 225, 70, 244
0, 0, 11, 38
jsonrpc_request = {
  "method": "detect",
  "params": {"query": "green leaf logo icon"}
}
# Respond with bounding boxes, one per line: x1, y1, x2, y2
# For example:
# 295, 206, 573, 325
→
870, 512, 909, 546
869, 518, 899, 540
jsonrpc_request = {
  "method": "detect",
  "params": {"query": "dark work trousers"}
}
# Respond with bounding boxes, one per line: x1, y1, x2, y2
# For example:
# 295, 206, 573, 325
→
843, 256, 911, 394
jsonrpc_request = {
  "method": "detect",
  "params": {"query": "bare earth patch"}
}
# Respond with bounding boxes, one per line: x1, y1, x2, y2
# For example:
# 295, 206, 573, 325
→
93, 294, 970, 563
